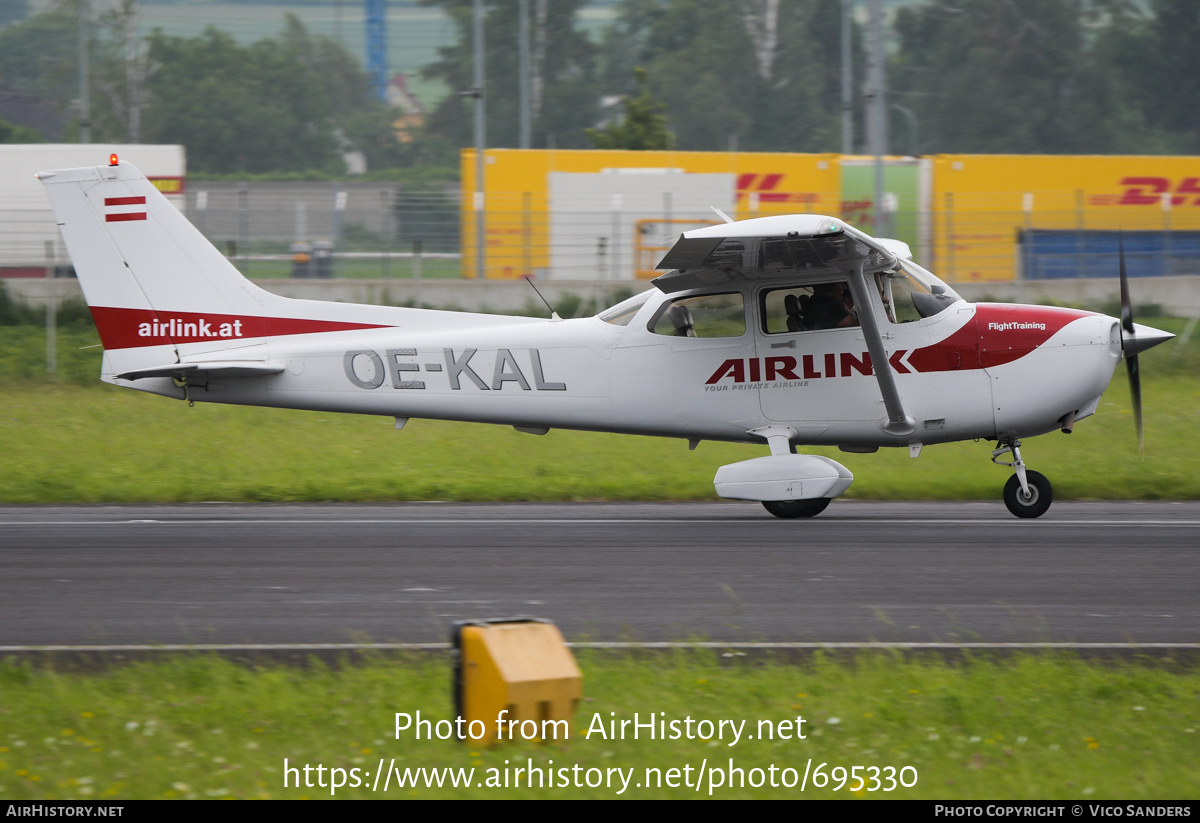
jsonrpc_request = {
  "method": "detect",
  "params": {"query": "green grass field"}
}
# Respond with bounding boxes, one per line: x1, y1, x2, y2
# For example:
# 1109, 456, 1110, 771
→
1, 316, 1197, 503
1, 652, 1196, 800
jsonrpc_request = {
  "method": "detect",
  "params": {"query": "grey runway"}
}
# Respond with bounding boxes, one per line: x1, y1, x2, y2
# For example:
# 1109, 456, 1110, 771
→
1, 501, 1197, 647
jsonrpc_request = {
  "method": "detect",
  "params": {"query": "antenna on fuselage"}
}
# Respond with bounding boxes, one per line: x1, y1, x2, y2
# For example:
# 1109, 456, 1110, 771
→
710, 206, 736, 224
524, 275, 562, 321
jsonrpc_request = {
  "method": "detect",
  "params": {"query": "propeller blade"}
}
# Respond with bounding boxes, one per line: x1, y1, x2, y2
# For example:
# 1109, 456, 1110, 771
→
1118, 234, 1143, 456
1119, 233, 1134, 338
1114, 237, 1174, 356
1126, 352, 1143, 457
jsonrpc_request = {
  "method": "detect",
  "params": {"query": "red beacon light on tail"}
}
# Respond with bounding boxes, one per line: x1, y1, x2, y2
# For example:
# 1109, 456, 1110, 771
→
109, 153, 119, 166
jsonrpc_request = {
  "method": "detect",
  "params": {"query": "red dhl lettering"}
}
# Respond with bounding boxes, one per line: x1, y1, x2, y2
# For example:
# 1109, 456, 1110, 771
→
1088, 176, 1200, 207
735, 173, 820, 205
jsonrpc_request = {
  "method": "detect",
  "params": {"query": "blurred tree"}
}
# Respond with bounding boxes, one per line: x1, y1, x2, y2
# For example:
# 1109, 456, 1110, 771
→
7, 0, 1200, 169
1109, 0, 1200, 152
142, 26, 337, 173
586, 67, 673, 149
0, 117, 43, 143
0, 3, 132, 143
0, 8, 78, 106
142, 16, 402, 173
595, 0, 851, 152
418, 0, 600, 151
0, 0, 31, 29
890, 0, 1153, 154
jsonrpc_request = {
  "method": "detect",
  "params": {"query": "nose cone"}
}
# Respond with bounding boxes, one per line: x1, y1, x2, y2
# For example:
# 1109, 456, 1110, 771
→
1123, 322, 1175, 358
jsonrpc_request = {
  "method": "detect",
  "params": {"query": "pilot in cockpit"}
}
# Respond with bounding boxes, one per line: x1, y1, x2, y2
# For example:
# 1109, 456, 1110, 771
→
805, 281, 859, 329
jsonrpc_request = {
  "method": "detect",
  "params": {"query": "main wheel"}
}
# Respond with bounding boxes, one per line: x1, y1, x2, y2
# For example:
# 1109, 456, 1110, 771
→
762, 498, 831, 519
1003, 470, 1053, 519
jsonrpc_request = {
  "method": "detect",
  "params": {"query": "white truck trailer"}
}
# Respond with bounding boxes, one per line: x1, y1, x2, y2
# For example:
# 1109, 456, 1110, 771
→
1, 144, 184, 276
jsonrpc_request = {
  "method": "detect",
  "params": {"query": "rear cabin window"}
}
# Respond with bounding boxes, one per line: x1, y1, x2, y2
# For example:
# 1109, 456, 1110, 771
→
649, 293, 746, 338
598, 292, 651, 326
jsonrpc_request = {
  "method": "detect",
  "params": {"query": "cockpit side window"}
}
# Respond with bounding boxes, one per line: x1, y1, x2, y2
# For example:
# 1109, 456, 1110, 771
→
648, 293, 745, 338
761, 281, 859, 333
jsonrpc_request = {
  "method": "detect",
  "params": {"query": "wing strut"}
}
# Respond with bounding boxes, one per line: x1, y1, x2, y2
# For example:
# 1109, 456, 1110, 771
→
846, 259, 917, 436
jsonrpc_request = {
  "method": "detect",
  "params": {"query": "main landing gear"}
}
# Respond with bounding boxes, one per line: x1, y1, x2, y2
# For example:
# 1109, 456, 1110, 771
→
993, 438, 1053, 518
762, 498, 832, 519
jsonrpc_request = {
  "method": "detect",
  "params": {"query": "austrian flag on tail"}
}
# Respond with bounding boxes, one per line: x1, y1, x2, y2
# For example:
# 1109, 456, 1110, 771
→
104, 196, 147, 222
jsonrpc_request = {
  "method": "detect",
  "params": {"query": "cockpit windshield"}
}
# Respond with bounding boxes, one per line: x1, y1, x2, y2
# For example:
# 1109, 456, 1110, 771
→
875, 259, 961, 323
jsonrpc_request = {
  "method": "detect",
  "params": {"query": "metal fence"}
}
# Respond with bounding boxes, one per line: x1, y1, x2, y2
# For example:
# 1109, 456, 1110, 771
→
0, 192, 73, 277
185, 181, 462, 280
8, 181, 1200, 285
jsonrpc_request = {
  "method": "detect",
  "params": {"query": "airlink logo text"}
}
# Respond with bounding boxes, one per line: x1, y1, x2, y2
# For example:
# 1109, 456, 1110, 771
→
138, 318, 244, 339
987, 322, 1046, 331
706, 351, 916, 385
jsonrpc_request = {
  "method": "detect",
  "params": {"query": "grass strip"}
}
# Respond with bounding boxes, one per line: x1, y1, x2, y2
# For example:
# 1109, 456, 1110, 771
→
1, 373, 1197, 502
0, 652, 1196, 799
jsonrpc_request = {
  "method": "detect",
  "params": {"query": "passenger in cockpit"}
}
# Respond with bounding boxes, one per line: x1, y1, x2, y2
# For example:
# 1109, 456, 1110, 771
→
804, 281, 858, 329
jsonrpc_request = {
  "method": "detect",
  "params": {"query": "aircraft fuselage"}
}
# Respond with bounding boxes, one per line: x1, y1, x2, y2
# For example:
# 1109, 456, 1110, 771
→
114, 287, 1121, 451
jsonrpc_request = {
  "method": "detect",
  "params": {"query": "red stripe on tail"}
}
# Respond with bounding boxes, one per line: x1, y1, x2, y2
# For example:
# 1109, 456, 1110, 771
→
88, 307, 393, 350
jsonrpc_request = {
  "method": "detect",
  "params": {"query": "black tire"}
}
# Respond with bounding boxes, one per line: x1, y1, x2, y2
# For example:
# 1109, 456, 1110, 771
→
762, 498, 832, 519
1003, 470, 1053, 519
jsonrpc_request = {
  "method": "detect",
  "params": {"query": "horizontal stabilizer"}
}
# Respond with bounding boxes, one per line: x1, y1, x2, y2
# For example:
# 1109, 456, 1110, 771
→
116, 361, 286, 381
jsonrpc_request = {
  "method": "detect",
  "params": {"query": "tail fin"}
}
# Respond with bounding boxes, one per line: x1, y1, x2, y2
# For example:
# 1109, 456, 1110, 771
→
38, 159, 389, 381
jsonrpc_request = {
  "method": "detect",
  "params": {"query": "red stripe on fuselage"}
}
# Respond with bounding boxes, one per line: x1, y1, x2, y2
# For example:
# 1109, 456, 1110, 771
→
88, 307, 393, 350
906, 304, 1095, 374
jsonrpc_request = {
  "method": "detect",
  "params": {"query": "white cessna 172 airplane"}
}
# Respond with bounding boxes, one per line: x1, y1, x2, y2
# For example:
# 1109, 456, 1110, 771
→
39, 157, 1173, 518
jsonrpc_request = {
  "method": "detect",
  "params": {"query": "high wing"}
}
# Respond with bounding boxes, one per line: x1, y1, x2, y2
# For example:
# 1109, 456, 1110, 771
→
656, 214, 920, 435
653, 215, 911, 294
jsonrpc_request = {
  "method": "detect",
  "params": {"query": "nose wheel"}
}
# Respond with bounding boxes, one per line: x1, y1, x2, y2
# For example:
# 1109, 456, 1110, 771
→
1002, 470, 1052, 518
993, 439, 1054, 518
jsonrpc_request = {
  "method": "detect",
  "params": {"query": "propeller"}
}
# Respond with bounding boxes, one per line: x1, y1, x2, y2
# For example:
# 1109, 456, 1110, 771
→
1118, 235, 1143, 455
1117, 234, 1175, 456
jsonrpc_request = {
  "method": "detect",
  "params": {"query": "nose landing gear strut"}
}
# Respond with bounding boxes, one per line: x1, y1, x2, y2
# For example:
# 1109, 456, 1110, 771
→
992, 438, 1053, 518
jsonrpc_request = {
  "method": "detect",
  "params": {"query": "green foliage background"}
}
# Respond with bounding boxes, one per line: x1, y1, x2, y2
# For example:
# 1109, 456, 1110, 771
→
4, 1, 1200, 165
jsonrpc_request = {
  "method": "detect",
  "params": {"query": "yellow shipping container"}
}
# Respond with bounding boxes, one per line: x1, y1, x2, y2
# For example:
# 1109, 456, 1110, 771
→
461, 149, 840, 280
932, 155, 1200, 282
